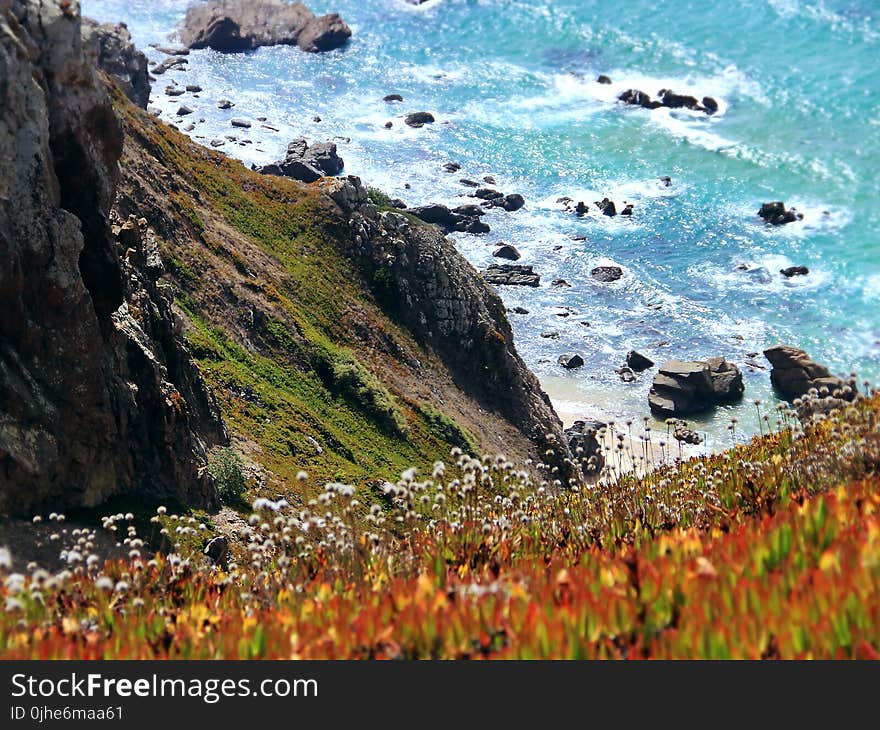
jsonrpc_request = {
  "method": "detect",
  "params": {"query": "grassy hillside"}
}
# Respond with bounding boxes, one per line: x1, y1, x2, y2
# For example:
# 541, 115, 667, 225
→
108, 86, 527, 512
1, 392, 878, 658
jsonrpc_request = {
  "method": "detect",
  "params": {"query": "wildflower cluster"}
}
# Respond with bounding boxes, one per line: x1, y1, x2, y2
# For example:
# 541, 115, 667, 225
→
0, 392, 878, 659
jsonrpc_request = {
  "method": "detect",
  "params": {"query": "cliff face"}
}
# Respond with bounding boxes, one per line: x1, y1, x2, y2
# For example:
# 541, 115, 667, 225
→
1, 0, 571, 517
0, 0, 225, 514
328, 179, 572, 479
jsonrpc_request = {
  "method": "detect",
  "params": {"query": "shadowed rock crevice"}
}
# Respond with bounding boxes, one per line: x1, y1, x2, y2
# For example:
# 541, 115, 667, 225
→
0, 1, 225, 514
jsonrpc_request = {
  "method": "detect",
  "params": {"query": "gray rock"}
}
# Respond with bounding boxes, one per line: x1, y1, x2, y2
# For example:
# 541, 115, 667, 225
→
617, 366, 636, 383
763, 345, 850, 402
82, 18, 151, 109
180, 0, 351, 54
706, 357, 745, 402
405, 111, 435, 127
758, 202, 803, 226
493, 245, 521, 261
626, 350, 654, 372
383, 94, 403, 102
254, 137, 343, 181
591, 266, 623, 283
781, 265, 809, 278
483, 264, 541, 287
231, 118, 252, 128
503, 193, 525, 212
648, 358, 744, 416
152, 56, 188, 74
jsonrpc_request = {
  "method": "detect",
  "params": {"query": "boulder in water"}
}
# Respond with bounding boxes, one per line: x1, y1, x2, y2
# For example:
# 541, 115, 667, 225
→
483, 264, 541, 287
180, 0, 351, 53
591, 265, 623, 282
758, 201, 804, 226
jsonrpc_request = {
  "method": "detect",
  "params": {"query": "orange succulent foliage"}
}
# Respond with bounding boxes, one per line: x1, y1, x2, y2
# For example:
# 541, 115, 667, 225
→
2, 394, 879, 659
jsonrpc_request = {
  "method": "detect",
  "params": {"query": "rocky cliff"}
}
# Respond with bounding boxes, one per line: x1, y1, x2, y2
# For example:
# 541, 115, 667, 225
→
327, 178, 573, 480
0, 0, 225, 514
1, 0, 572, 518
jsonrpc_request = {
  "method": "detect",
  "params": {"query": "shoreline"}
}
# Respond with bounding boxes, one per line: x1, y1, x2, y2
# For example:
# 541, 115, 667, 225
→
541, 376, 707, 475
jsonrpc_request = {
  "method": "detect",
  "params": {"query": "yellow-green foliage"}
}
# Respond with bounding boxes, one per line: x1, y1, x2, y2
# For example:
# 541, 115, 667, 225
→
329, 352, 408, 437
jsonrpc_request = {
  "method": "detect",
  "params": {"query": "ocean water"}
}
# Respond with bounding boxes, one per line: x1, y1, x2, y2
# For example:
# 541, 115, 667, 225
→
84, 0, 880, 448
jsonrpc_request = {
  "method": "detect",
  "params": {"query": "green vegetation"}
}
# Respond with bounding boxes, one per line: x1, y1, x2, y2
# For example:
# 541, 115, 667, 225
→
366, 186, 393, 209
329, 352, 408, 437
418, 402, 478, 455
206, 447, 247, 504
107, 87, 482, 502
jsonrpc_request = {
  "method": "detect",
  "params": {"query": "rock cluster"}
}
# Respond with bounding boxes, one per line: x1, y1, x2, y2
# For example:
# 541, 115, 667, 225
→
482, 264, 541, 287
407, 203, 489, 234
618, 88, 719, 114
648, 358, 744, 417
180, 0, 351, 53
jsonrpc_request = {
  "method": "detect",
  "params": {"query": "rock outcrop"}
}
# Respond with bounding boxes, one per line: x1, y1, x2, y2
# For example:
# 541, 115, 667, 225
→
82, 18, 150, 108
407, 203, 489, 234
758, 202, 803, 226
327, 177, 575, 482
648, 358, 744, 417
482, 264, 541, 287
591, 266, 623, 283
255, 137, 344, 182
763, 345, 850, 402
0, 0, 225, 514
180, 0, 351, 54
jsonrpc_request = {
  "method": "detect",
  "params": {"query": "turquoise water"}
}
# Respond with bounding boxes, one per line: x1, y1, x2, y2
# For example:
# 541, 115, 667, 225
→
85, 0, 880, 446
